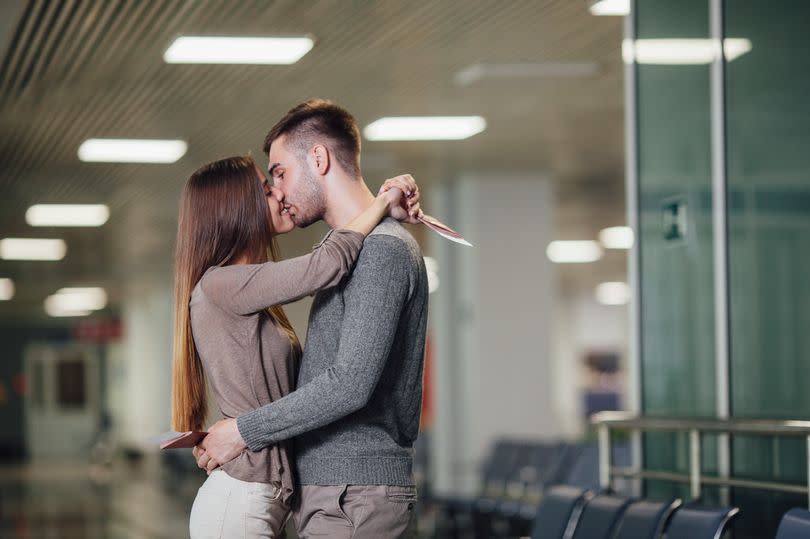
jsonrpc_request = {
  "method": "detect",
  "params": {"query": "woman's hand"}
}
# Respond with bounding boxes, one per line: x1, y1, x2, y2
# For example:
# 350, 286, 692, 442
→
378, 174, 423, 224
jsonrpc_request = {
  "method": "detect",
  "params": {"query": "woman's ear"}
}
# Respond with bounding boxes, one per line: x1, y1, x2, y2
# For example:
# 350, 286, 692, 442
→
311, 144, 330, 175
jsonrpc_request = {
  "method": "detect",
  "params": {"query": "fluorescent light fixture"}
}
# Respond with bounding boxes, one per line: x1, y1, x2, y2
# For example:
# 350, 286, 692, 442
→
455, 63, 598, 86
546, 240, 603, 264
78, 139, 187, 163
723, 39, 753, 60
164, 36, 314, 64
364, 116, 486, 141
52, 287, 108, 308
0, 238, 66, 260
623, 38, 752, 64
0, 278, 14, 300
596, 282, 631, 306
599, 226, 634, 249
44, 287, 107, 317
590, 0, 630, 16
26, 204, 109, 227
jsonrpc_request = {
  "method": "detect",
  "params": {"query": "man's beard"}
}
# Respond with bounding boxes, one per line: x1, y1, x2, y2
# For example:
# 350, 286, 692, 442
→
291, 167, 326, 228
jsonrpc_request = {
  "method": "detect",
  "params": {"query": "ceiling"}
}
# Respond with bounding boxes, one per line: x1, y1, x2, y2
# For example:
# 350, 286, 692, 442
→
0, 0, 627, 321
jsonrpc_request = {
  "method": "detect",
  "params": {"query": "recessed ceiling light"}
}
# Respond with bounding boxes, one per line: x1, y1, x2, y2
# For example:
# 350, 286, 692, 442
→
455, 63, 598, 86
78, 139, 187, 163
0, 238, 66, 260
546, 240, 603, 263
364, 116, 486, 141
0, 278, 14, 300
590, 0, 630, 16
164, 36, 314, 64
26, 204, 110, 227
599, 226, 634, 249
596, 282, 631, 306
623, 38, 752, 64
44, 287, 107, 317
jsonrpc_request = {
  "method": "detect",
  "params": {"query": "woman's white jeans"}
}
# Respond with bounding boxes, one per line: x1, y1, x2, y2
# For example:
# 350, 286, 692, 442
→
189, 469, 290, 539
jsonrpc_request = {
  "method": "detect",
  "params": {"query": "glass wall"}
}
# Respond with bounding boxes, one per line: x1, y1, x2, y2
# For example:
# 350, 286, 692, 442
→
635, 0, 810, 535
635, 0, 718, 500
726, 1, 810, 536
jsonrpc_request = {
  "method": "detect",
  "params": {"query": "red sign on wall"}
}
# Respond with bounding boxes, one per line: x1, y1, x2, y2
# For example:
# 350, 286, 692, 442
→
73, 318, 123, 343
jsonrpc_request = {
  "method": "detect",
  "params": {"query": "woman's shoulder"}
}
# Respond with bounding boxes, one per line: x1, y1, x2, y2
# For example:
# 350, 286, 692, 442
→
194, 265, 233, 300
194, 264, 264, 313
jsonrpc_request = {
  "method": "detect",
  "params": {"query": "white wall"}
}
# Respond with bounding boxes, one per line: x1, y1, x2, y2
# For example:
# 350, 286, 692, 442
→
119, 278, 173, 449
429, 174, 567, 495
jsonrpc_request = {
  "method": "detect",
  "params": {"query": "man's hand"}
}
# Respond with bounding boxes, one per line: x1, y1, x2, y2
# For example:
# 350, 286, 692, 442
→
194, 418, 247, 474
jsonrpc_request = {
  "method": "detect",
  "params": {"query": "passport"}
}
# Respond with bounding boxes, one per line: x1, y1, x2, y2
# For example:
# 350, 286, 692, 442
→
153, 430, 208, 449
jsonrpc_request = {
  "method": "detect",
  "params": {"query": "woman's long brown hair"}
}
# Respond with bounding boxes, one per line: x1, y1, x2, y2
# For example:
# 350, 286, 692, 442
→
172, 155, 301, 432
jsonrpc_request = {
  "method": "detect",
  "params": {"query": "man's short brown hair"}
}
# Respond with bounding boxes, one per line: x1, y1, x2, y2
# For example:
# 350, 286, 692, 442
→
264, 99, 361, 177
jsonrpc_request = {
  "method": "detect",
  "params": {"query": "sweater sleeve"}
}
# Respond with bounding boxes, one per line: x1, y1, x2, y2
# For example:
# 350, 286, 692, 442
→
236, 235, 411, 450
201, 229, 364, 315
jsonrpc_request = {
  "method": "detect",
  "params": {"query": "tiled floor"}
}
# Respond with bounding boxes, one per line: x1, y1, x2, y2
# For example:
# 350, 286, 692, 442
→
0, 455, 206, 538
1, 454, 434, 538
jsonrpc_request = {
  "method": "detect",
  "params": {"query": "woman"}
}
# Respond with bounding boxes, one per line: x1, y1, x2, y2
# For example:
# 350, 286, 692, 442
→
171, 155, 421, 538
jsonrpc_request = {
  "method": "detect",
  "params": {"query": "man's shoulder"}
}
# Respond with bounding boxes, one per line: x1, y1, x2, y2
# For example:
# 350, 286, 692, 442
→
364, 218, 421, 260
348, 220, 426, 288
368, 217, 406, 238
339, 221, 427, 304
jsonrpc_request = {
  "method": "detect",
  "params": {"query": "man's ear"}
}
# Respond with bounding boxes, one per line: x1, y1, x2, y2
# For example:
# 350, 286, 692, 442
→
311, 144, 330, 176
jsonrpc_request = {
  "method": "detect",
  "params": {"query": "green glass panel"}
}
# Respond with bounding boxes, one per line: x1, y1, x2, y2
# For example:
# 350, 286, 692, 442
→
726, 1, 810, 536
636, 0, 717, 499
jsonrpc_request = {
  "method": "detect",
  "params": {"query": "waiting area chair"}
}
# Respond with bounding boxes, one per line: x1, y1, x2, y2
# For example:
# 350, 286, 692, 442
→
775, 508, 810, 539
530, 485, 592, 539
665, 505, 739, 539
612, 499, 682, 539
570, 494, 634, 539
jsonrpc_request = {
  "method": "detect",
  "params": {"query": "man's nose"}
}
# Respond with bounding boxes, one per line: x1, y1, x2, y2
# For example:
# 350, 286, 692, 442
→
269, 186, 285, 202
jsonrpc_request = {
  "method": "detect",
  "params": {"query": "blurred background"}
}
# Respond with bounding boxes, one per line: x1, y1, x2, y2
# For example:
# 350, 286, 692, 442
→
0, 1, 807, 538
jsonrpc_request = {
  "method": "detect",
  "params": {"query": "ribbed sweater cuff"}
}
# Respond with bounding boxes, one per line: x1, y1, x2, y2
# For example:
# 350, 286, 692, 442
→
297, 455, 414, 486
237, 409, 269, 452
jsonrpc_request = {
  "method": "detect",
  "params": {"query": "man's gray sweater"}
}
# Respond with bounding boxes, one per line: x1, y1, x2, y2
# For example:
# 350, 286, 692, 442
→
237, 219, 429, 486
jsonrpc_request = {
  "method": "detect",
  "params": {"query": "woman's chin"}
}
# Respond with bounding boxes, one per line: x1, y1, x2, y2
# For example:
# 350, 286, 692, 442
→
275, 221, 295, 235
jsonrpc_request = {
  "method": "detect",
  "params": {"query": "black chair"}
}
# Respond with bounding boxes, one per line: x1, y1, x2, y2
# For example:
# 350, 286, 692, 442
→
562, 444, 600, 490
665, 505, 739, 539
469, 440, 530, 537
492, 442, 571, 537
559, 442, 633, 492
570, 494, 634, 539
433, 440, 524, 538
612, 499, 682, 539
775, 508, 810, 539
530, 485, 592, 539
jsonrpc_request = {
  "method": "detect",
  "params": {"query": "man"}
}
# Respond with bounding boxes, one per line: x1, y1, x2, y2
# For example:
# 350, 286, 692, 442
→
194, 99, 429, 537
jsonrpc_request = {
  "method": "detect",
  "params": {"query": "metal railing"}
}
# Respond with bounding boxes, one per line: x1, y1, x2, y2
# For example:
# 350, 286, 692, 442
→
591, 411, 810, 508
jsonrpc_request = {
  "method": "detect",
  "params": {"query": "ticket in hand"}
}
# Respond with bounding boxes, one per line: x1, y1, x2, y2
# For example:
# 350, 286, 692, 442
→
418, 214, 473, 247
